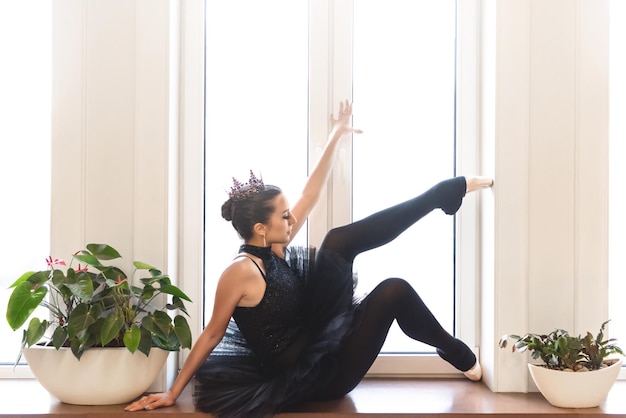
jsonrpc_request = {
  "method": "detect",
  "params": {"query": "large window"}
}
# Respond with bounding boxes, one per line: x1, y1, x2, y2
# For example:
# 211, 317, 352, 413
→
0, 2, 51, 371
203, 0, 461, 363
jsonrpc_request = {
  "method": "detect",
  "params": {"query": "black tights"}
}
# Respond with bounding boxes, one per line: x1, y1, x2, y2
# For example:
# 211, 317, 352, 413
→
311, 177, 476, 400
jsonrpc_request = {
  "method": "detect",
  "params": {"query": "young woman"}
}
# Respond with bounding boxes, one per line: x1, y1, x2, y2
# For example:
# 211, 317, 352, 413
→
126, 101, 493, 417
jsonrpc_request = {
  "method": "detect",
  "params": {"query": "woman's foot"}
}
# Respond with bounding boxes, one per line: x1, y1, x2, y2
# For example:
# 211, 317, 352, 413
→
436, 177, 467, 215
436, 340, 481, 380
465, 176, 494, 194
463, 361, 483, 382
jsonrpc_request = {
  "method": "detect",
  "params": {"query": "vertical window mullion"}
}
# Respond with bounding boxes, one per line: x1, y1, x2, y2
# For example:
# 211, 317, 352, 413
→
308, 0, 333, 246
329, 0, 355, 230
455, 0, 480, 352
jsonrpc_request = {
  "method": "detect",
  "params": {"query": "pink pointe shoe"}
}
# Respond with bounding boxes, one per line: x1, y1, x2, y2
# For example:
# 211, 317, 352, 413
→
465, 177, 494, 194
463, 361, 483, 382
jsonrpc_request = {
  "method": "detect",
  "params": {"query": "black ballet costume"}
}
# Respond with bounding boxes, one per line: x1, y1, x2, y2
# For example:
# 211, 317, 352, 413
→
194, 176, 476, 417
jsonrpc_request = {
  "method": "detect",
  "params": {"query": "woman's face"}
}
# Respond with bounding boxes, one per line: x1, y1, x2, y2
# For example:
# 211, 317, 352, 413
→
263, 193, 296, 244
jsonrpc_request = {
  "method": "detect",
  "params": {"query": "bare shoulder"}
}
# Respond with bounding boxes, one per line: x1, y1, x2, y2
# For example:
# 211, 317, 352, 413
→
219, 255, 264, 286
217, 255, 267, 307
205, 257, 266, 333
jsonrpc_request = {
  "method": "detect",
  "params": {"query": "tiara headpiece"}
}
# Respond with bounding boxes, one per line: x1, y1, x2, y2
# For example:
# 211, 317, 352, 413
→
229, 170, 265, 201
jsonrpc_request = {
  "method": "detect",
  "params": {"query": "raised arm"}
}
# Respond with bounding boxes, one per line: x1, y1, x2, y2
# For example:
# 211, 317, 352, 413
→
287, 100, 362, 240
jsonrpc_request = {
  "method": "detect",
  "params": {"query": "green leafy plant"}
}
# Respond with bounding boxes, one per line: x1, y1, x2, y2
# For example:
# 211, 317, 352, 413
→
499, 320, 623, 371
6, 243, 192, 360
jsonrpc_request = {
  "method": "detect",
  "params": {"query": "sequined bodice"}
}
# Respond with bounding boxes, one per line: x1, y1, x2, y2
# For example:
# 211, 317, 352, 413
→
232, 245, 305, 361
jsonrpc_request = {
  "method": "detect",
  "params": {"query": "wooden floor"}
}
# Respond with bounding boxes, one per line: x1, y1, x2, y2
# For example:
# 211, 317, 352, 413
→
2, 378, 626, 417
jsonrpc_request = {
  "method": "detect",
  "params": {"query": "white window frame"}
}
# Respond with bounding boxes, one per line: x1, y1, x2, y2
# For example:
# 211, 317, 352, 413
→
177, 0, 481, 377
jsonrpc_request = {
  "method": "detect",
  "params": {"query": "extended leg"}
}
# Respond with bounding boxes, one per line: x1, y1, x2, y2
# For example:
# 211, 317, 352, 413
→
319, 176, 468, 264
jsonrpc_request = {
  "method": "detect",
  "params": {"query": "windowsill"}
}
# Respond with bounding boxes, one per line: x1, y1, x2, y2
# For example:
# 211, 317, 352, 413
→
2, 377, 626, 416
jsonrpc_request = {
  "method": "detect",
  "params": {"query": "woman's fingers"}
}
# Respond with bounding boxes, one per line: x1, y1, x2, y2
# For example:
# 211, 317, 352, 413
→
125, 394, 169, 412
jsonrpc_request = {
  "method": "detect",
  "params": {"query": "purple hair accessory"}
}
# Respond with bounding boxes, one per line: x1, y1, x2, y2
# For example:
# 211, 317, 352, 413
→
229, 170, 265, 201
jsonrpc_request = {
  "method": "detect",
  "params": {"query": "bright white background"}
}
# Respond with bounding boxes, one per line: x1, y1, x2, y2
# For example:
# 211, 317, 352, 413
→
351, 0, 456, 352
0, 1, 51, 366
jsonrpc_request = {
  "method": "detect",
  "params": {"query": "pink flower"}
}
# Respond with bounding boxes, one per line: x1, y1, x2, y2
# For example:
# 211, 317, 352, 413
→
76, 264, 89, 273
46, 256, 66, 267
115, 276, 128, 285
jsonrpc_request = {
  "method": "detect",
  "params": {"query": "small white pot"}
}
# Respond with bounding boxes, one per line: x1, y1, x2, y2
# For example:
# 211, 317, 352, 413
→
23, 345, 169, 405
528, 358, 622, 408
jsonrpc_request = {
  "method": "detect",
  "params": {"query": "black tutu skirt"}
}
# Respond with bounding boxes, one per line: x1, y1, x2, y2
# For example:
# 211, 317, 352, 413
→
193, 246, 358, 418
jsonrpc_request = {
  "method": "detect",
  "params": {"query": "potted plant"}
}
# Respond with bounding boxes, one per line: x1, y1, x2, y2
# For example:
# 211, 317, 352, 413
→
499, 320, 623, 408
5, 243, 193, 405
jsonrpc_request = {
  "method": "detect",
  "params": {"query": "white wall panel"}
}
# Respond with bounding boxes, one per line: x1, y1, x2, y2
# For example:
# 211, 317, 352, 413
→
574, 0, 610, 336
486, 0, 609, 392
51, 0, 87, 257
489, 0, 532, 392
84, 0, 136, 264
52, 0, 174, 391
527, 0, 577, 337
134, 0, 171, 269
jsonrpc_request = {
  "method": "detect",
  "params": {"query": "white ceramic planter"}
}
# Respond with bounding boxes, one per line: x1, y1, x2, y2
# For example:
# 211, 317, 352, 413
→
528, 358, 622, 408
23, 345, 169, 405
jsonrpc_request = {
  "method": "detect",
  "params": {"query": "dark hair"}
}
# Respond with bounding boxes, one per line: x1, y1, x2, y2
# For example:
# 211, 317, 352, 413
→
221, 185, 283, 240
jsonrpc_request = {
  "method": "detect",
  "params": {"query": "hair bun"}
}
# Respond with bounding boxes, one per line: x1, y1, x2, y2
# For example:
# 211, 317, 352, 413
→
221, 200, 234, 221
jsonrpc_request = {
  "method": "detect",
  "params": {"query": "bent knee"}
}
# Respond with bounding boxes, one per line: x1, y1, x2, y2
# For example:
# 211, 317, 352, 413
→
374, 277, 415, 299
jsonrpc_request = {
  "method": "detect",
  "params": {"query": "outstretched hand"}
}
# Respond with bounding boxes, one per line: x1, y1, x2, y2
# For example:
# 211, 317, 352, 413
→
125, 392, 176, 412
330, 100, 363, 138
